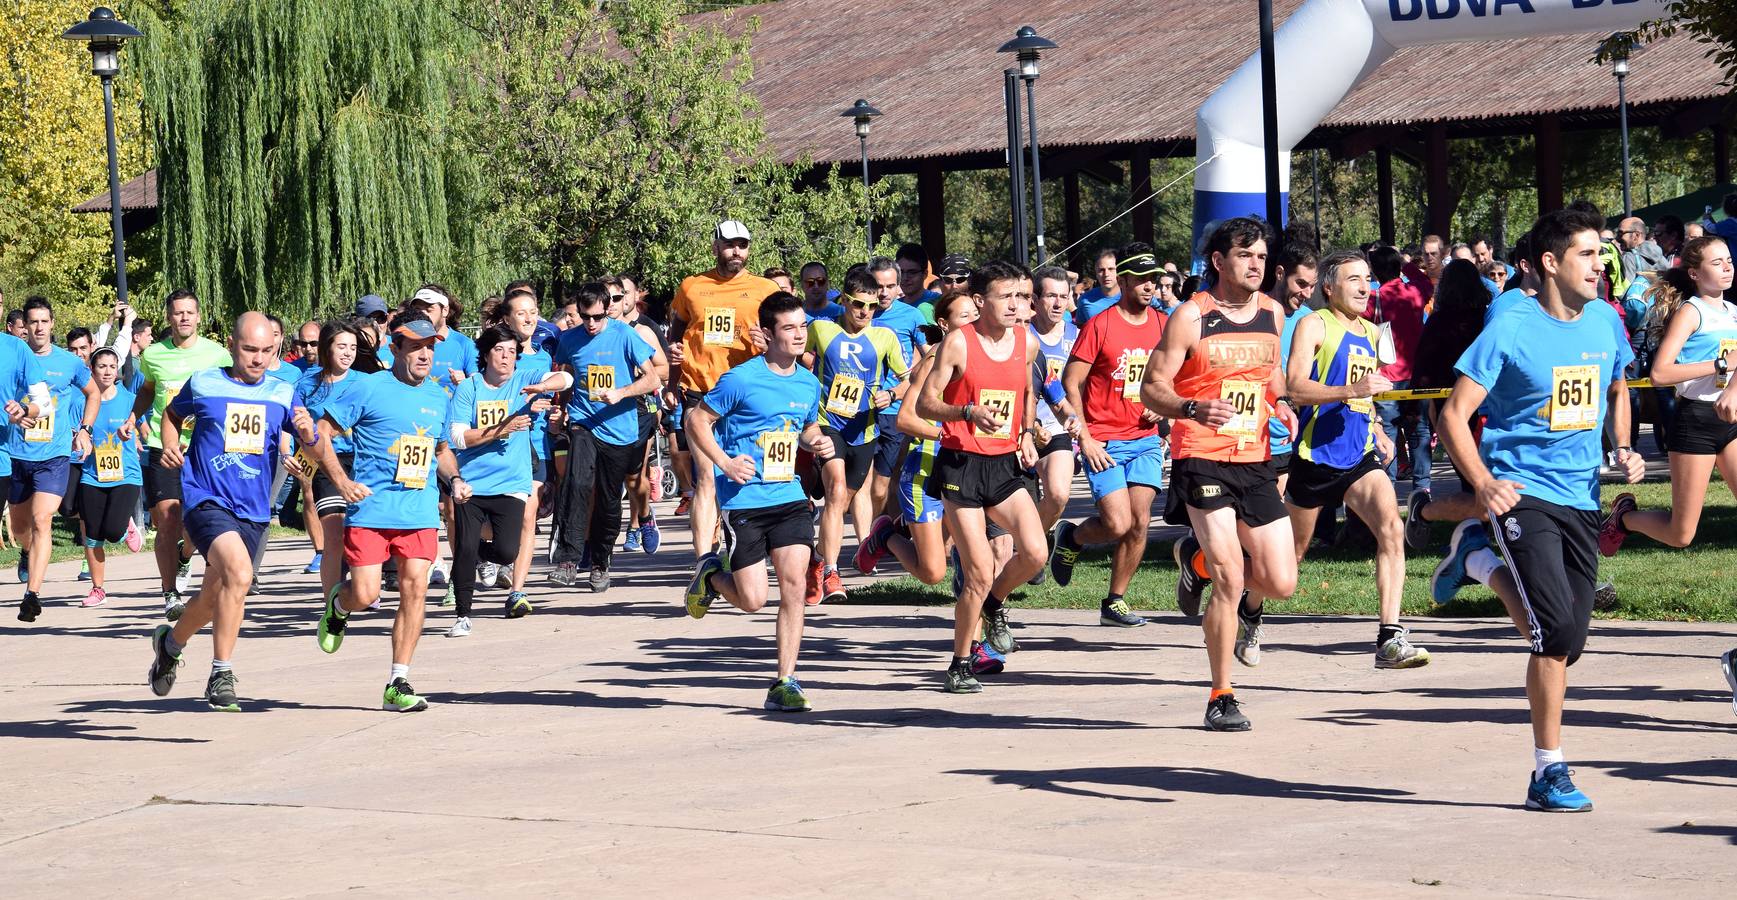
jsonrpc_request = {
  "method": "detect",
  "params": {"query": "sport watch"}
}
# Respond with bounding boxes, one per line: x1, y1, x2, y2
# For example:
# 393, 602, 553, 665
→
1181, 399, 1199, 421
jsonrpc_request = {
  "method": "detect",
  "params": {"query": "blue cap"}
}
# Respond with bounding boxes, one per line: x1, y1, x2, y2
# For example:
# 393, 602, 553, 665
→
355, 294, 389, 319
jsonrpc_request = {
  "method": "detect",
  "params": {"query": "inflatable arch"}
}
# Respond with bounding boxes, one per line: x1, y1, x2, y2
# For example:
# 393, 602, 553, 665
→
1191, 0, 1668, 253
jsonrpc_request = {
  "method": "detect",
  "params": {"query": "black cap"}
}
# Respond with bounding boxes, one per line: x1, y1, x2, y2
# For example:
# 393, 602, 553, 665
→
937, 253, 973, 277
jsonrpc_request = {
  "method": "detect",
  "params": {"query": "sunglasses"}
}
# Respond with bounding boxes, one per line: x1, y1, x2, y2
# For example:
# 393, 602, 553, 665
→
297, 339, 318, 347
846, 298, 878, 310
608, 294, 626, 301
580, 312, 609, 323
938, 275, 969, 285
803, 277, 828, 287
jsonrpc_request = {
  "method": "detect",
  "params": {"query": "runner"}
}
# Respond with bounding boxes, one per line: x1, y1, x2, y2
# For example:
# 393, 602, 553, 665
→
0, 328, 47, 619
1598, 236, 1736, 555
291, 320, 377, 610
1053, 248, 1170, 629
10, 298, 98, 621
1430, 207, 1644, 811
682, 290, 830, 711
614, 274, 669, 555
549, 283, 663, 590
409, 285, 476, 591
311, 309, 465, 713
73, 348, 142, 608
1074, 248, 1121, 325
809, 268, 908, 603
486, 290, 555, 604
866, 256, 929, 538
1140, 216, 1298, 732
798, 261, 843, 322
134, 289, 232, 620
1026, 264, 1080, 540
1282, 250, 1430, 668
665, 220, 779, 558
914, 260, 1049, 693
445, 324, 572, 635
143, 312, 308, 711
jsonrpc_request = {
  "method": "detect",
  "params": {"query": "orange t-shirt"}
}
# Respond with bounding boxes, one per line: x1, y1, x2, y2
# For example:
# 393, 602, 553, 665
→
672, 271, 779, 393
1169, 291, 1284, 463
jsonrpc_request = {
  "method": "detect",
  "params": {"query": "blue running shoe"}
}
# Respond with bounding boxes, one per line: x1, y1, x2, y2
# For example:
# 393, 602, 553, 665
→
970, 641, 1006, 675
15, 559, 25, 584
623, 527, 642, 553
304, 552, 323, 575
1431, 520, 1490, 605
641, 519, 661, 555
1526, 763, 1593, 812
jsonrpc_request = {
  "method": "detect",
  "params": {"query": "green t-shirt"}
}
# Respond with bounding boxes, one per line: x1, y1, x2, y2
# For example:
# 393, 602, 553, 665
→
138, 336, 234, 449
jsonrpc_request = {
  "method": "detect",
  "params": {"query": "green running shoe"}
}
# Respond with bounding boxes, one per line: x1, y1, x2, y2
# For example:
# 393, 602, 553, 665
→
205, 669, 240, 712
685, 552, 723, 619
383, 677, 428, 712
148, 624, 182, 697
982, 606, 1018, 654
945, 660, 983, 694
763, 676, 811, 712
506, 591, 533, 619
317, 582, 349, 654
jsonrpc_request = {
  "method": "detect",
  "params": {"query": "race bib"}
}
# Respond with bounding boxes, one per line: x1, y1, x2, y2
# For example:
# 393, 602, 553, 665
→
586, 364, 617, 401
1549, 365, 1599, 432
223, 402, 267, 455
1719, 339, 1737, 389
24, 398, 52, 443
1219, 379, 1263, 440
476, 399, 510, 431
94, 438, 125, 484
703, 307, 735, 346
394, 434, 436, 488
1346, 350, 1378, 416
293, 444, 319, 478
975, 389, 1016, 441
1122, 350, 1150, 400
761, 431, 797, 482
825, 374, 866, 417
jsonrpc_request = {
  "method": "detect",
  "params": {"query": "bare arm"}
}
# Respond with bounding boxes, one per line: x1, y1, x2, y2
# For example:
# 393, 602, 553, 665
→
895, 351, 943, 441
1436, 375, 1523, 514
1648, 303, 1711, 387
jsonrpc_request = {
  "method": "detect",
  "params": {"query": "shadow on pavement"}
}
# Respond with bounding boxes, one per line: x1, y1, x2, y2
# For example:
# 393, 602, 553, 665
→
1653, 823, 1737, 845
947, 765, 1510, 809
1307, 705, 1737, 734
1579, 758, 1737, 788
0, 718, 209, 743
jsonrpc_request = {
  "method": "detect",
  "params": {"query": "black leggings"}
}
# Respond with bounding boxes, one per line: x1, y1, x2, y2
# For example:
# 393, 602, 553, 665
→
452, 493, 526, 617
79, 481, 142, 544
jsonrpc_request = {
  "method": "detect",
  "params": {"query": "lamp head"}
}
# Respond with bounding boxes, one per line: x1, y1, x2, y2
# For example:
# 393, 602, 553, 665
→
841, 99, 881, 139
998, 25, 1057, 80
61, 7, 142, 78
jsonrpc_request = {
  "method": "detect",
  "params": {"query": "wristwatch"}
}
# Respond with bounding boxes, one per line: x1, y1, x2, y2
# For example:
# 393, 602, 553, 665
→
1181, 399, 1199, 421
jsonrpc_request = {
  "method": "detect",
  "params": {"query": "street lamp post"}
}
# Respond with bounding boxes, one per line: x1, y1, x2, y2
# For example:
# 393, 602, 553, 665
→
1000, 26, 1058, 263
841, 99, 882, 257
1608, 33, 1634, 217
1003, 70, 1028, 265
61, 7, 143, 309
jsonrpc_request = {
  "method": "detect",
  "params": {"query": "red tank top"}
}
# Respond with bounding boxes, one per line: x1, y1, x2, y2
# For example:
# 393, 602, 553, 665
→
941, 323, 1028, 455
1170, 291, 1283, 463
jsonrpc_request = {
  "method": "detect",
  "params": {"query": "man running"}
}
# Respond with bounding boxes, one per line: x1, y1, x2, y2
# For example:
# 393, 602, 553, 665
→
1026, 265, 1080, 540
1430, 207, 1644, 811
614, 274, 670, 555
866, 256, 928, 534
1052, 248, 1169, 628
144, 312, 307, 710
683, 291, 832, 712
1074, 248, 1121, 325
312, 310, 466, 713
798, 262, 843, 322
135, 289, 232, 620
1141, 217, 1298, 732
0, 329, 47, 619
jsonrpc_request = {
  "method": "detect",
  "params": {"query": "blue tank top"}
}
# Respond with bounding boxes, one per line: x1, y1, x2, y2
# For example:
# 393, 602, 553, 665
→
1296, 309, 1379, 469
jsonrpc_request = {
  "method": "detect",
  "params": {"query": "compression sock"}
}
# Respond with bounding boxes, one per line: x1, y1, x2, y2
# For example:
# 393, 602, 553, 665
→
1238, 593, 1263, 623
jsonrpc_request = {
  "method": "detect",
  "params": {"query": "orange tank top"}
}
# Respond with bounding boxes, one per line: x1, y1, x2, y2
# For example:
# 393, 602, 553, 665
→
1170, 291, 1283, 463
941, 323, 1027, 455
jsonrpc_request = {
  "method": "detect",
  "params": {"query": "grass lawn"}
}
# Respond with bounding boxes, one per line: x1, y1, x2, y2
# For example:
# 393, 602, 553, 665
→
846, 480, 1737, 622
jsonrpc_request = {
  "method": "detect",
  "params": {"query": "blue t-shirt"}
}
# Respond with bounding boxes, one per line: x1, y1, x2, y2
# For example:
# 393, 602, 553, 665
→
1454, 300, 1632, 511
873, 301, 928, 416
1484, 288, 1535, 326
0, 336, 45, 475
430, 330, 479, 395
449, 369, 539, 497
327, 370, 451, 530
168, 368, 301, 522
554, 319, 655, 447
1075, 287, 1120, 325
703, 356, 821, 511
803, 301, 844, 324
295, 368, 365, 455
265, 361, 301, 385
518, 347, 554, 461
11, 345, 91, 462
62, 389, 86, 460
81, 386, 143, 487
291, 356, 317, 373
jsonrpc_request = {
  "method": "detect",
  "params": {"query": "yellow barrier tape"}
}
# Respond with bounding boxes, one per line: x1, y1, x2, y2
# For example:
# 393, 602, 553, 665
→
1370, 378, 1654, 402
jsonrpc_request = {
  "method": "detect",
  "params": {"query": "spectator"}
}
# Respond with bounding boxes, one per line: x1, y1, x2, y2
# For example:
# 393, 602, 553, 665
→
1654, 214, 1687, 263
1711, 192, 1737, 244
1417, 234, 1445, 283
1073, 247, 1120, 325
1368, 245, 1431, 494
1686, 220, 1706, 240
1618, 217, 1669, 285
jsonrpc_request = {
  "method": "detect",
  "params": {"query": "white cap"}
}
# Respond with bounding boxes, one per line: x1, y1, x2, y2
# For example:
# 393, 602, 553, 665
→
714, 220, 751, 242
411, 287, 449, 307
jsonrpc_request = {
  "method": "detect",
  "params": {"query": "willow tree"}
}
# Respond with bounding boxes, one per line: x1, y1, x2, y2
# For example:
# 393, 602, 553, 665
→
131, 0, 500, 325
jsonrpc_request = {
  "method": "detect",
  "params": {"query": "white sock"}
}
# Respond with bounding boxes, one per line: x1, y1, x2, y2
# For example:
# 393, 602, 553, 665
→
211, 659, 232, 673
390, 663, 410, 683
1466, 548, 1503, 586
1534, 746, 1564, 779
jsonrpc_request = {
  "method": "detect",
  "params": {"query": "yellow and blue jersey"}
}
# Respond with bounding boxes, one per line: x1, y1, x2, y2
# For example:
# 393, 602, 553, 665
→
809, 320, 907, 445
1295, 309, 1379, 469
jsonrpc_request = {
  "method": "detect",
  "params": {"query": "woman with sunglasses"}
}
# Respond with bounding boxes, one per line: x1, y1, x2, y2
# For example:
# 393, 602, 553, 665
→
73, 347, 142, 607
292, 319, 378, 602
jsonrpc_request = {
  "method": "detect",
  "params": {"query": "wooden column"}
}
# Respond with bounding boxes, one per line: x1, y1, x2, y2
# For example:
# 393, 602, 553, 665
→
1535, 114, 1564, 215
1715, 121, 1731, 186
916, 159, 947, 262
1425, 124, 1452, 238
1376, 145, 1396, 246
1130, 145, 1154, 247
1063, 172, 1083, 274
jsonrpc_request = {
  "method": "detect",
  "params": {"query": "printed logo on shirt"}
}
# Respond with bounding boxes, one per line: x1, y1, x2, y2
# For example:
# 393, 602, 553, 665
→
1205, 340, 1277, 369
211, 453, 264, 478
1579, 352, 1609, 361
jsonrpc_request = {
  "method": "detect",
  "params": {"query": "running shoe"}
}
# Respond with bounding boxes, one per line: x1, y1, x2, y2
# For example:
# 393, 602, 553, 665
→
764, 676, 811, 712
383, 678, 428, 713
164, 590, 186, 623
983, 606, 1018, 654
853, 515, 897, 576
803, 555, 823, 607
494, 566, 514, 589
685, 553, 723, 619
1234, 603, 1263, 667
641, 518, 661, 554
549, 561, 580, 586
316, 583, 349, 654
1431, 520, 1490, 605
446, 616, 472, 638
1049, 520, 1080, 586
1525, 763, 1592, 812
1100, 598, 1147, 628
1593, 581, 1619, 612
124, 518, 143, 553
477, 561, 499, 588
1404, 489, 1433, 551
428, 561, 449, 587
175, 541, 193, 594
18, 591, 40, 622
944, 660, 983, 694
1375, 627, 1432, 669
148, 624, 182, 696
1204, 693, 1251, 732
1598, 492, 1637, 558
1174, 534, 1208, 618
506, 591, 533, 619
674, 494, 692, 516
820, 566, 845, 605
205, 669, 240, 712
1721, 648, 1737, 717
969, 641, 1006, 675
78, 559, 91, 582
623, 527, 642, 553
82, 587, 106, 608
589, 567, 611, 593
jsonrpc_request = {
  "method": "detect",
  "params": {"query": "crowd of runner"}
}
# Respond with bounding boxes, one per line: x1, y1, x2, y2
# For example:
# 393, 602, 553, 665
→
5, 202, 1736, 814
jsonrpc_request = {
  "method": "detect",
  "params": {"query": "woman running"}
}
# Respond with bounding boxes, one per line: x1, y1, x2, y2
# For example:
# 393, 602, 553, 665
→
75, 348, 142, 607
292, 320, 376, 606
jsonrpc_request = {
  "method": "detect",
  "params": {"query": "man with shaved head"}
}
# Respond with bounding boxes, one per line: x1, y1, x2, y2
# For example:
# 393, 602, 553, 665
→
145, 311, 311, 712
1616, 216, 1668, 286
